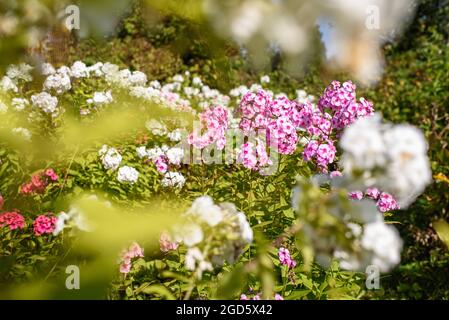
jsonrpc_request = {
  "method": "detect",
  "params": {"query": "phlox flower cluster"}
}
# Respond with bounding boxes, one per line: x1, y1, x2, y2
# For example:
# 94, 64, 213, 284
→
43, 71, 71, 94
31, 92, 58, 115
161, 172, 186, 188
20, 169, 59, 194
0, 63, 33, 93
237, 89, 300, 155
348, 188, 400, 213
301, 81, 374, 172
340, 114, 432, 207
11, 98, 29, 111
278, 247, 296, 269
138, 145, 185, 172
159, 231, 180, 252
52, 205, 93, 236
292, 174, 404, 273
188, 106, 229, 150
118, 242, 145, 274
11, 127, 32, 141
0, 211, 25, 230
189, 80, 372, 173
0, 208, 62, 237
99, 145, 140, 185
136, 145, 186, 188
168, 196, 253, 278
237, 138, 272, 171
117, 166, 139, 184
99, 145, 122, 171
87, 91, 113, 106
33, 214, 57, 236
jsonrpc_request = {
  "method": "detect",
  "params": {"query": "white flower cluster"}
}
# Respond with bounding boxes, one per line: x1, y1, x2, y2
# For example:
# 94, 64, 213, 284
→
117, 166, 139, 184
166, 147, 185, 166
11, 127, 32, 141
52, 195, 105, 235
329, 217, 403, 273
167, 128, 183, 142
6, 63, 33, 82
171, 196, 253, 278
340, 114, 432, 207
99, 145, 122, 171
145, 119, 168, 136
102, 63, 148, 88
296, 89, 315, 104
11, 98, 29, 111
53, 207, 92, 236
161, 172, 186, 188
31, 92, 58, 114
1, 63, 33, 93
43, 71, 71, 94
144, 119, 186, 143
0, 76, 18, 93
295, 188, 403, 273
136, 144, 186, 188
87, 91, 113, 106
137, 145, 185, 165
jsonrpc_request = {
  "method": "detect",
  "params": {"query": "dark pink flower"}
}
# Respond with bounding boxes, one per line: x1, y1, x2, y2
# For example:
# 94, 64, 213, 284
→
44, 169, 59, 181
0, 211, 25, 230
33, 214, 57, 235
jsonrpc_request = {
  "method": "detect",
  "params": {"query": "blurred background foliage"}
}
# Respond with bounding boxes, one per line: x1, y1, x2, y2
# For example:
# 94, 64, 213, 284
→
1, 0, 448, 299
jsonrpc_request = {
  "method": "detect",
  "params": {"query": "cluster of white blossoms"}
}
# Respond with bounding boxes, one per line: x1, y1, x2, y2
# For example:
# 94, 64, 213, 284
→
136, 144, 186, 188
11, 127, 32, 141
137, 144, 185, 165
166, 147, 185, 166
87, 91, 113, 106
53, 207, 92, 236
11, 98, 29, 111
293, 185, 403, 273
98, 145, 123, 171
161, 171, 186, 188
292, 112, 432, 273
52, 194, 106, 236
170, 196, 253, 278
101, 63, 148, 88
43, 71, 72, 94
117, 166, 139, 184
167, 128, 183, 142
30, 92, 58, 115
145, 120, 185, 142
0, 63, 33, 93
145, 119, 168, 136
340, 114, 432, 207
